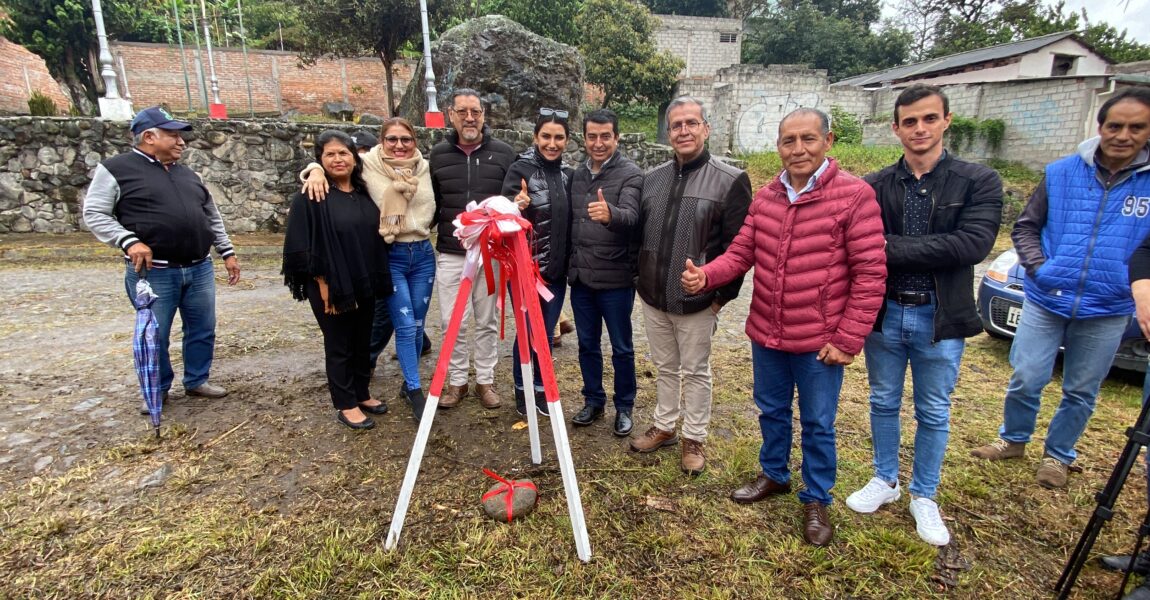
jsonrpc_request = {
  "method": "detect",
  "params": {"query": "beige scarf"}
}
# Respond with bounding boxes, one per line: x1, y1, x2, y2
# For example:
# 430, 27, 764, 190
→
378, 151, 422, 243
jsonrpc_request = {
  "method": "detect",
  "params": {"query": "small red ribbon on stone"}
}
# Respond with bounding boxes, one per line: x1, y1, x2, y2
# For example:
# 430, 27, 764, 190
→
481, 468, 538, 523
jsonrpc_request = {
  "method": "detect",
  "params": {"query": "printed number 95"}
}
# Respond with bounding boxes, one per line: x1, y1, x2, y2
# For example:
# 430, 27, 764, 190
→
1122, 195, 1150, 218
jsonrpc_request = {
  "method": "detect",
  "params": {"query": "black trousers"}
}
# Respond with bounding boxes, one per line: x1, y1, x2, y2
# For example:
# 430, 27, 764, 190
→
306, 281, 373, 410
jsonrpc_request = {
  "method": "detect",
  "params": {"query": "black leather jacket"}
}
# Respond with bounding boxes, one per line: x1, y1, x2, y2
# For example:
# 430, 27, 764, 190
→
568, 150, 644, 290
502, 146, 573, 284
865, 153, 1003, 340
429, 126, 516, 255
637, 150, 752, 314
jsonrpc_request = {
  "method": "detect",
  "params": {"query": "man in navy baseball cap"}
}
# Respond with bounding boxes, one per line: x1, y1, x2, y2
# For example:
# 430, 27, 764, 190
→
129, 106, 193, 135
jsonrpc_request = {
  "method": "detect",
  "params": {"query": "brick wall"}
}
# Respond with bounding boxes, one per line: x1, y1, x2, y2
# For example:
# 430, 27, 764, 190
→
0, 38, 72, 114
653, 15, 742, 79
110, 42, 414, 117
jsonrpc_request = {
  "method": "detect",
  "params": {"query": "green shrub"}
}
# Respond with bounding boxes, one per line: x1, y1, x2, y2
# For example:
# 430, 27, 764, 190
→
979, 118, 1006, 152
948, 115, 978, 151
28, 91, 58, 116
829, 106, 862, 145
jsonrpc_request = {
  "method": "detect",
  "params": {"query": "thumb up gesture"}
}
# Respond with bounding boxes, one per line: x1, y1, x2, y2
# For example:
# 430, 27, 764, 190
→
681, 258, 707, 294
515, 178, 530, 211
588, 188, 611, 224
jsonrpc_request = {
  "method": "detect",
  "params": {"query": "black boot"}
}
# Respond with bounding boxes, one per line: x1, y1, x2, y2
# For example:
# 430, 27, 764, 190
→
1100, 551, 1150, 575
405, 386, 426, 423
515, 388, 527, 416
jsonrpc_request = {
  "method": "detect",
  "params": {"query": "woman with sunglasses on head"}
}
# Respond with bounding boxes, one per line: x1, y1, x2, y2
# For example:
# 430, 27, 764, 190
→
301, 119, 436, 425
502, 108, 574, 417
284, 130, 392, 430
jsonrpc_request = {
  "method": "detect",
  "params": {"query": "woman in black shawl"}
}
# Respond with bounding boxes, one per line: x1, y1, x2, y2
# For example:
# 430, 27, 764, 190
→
283, 130, 392, 430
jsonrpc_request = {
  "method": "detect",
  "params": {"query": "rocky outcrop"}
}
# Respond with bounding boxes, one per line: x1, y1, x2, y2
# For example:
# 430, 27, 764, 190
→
398, 15, 585, 131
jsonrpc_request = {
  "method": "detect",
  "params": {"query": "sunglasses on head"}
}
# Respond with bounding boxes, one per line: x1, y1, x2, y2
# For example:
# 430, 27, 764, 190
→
539, 107, 569, 120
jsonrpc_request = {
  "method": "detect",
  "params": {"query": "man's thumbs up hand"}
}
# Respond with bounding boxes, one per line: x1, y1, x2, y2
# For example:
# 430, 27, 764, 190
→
588, 188, 611, 224
681, 258, 706, 294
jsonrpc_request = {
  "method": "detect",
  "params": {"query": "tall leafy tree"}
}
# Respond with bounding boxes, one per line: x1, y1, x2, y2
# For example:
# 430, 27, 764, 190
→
480, 0, 582, 46
295, 0, 462, 116
641, 0, 727, 17
576, 0, 683, 107
742, 0, 910, 81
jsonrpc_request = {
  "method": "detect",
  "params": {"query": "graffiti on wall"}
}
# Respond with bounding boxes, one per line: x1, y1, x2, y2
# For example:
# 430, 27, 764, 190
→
734, 92, 823, 153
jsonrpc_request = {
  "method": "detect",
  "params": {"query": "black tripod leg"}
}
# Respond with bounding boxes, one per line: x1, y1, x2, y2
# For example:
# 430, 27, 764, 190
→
1056, 396, 1150, 599
1115, 492, 1150, 599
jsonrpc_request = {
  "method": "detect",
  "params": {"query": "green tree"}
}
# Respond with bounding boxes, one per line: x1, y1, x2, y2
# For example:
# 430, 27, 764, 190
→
576, 0, 683, 107
641, 0, 727, 17
480, 0, 582, 46
742, 0, 910, 81
295, 0, 461, 116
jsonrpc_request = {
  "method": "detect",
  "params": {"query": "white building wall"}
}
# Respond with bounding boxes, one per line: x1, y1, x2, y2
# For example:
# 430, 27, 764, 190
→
653, 15, 743, 79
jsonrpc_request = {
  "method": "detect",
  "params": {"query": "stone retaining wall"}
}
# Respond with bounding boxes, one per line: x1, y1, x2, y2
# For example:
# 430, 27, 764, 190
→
0, 116, 678, 234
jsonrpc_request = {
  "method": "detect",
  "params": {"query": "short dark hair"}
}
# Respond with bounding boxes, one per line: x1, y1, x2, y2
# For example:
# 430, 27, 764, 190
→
779, 108, 830, 136
450, 88, 484, 111
313, 129, 365, 191
1098, 87, 1150, 125
894, 84, 950, 122
583, 109, 619, 136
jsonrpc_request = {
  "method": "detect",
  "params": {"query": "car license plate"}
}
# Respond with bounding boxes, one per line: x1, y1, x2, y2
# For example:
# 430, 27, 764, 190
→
1006, 306, 1022, 327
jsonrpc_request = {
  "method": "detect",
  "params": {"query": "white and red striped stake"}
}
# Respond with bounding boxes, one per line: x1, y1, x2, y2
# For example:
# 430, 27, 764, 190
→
384, 196, 591, 562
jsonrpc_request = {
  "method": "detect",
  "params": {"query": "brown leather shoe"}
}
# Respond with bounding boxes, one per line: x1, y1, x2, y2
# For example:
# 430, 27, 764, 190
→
681, 438, 706, 477
731, 474, 792, 504
629, 426, 678, 453
439, 384, 467, 409
802, 502, 834, 546
475, 383, 502, 409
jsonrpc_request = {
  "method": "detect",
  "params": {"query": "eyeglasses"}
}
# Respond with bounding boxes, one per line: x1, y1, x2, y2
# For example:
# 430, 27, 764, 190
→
451, 107, 484, 118
384, 136, 415, 145
670, 119, 706, 133
540, 107, 569, 120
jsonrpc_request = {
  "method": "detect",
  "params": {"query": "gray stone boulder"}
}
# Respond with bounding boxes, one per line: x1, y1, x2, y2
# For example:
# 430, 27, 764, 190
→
322, 102, 354, 122
480, 477, 538, 522
398, 15, 584, 131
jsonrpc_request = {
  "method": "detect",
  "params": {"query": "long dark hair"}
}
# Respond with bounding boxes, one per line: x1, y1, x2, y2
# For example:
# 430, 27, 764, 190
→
313, 129, 366, 191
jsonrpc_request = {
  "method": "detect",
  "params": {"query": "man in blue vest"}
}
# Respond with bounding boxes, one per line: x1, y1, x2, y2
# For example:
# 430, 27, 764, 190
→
972, 88, 1150, 489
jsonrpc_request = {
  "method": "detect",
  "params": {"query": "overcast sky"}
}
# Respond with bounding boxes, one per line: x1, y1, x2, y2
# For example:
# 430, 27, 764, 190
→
1056, 0, 1150, 43
881, 0, 1150, 44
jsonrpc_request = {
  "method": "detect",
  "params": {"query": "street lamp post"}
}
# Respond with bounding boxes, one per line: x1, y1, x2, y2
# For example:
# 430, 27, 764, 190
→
418, 0, 443, 128
91, 0, 132, 120
199, 0, 227, 118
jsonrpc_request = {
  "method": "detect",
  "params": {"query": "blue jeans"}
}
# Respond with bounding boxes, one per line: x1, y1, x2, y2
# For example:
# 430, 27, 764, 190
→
999, 300, 1129, 464
752, 344, 844, 505
570, 283, 636, 411
513, 280, 566, 392
864, 299, 965, 499
387, 240, 436, 391
124, 260, 216, 393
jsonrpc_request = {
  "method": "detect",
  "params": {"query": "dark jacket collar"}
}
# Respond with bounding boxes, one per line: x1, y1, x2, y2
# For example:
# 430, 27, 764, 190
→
446, 124, 492, 147
897, 150, 949, 181
675, 149, 711, 177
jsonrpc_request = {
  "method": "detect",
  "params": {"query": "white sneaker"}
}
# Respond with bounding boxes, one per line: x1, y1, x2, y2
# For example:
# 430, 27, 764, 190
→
845, 477, 901, 513
909, 497, 950, 546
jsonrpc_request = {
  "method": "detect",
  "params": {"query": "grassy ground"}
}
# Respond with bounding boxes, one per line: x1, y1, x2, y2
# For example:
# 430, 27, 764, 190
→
1, 151, 1141, 599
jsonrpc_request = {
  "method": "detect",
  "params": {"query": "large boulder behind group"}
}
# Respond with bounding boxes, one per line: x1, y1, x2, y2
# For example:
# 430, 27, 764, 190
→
398, 15, 585, 131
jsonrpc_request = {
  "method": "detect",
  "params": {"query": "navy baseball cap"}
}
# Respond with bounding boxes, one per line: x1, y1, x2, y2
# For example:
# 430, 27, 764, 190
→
130, 106, 193, 135
351, 130, 379, 151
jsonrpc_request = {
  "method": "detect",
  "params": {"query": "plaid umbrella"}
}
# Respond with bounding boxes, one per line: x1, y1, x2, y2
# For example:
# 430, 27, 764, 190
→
132, 274, 162, 437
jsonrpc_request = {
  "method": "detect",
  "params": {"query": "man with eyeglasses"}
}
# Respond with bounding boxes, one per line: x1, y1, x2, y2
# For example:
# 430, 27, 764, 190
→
429, 88, 517, 410
84, 106, 241, 412
630, 97, 752, 477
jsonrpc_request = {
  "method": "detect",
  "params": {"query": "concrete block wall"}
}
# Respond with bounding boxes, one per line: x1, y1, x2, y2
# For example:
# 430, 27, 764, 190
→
653, 15, 742, 79
978, 76, 1102, 169
708, 64, 876, 154
0, 38, 73, 114
111, 42, 413, 117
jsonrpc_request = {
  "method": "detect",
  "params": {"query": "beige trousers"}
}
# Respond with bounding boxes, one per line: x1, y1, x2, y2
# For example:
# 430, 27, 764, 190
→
641, 300, 718, 443
436, 252, 501, 386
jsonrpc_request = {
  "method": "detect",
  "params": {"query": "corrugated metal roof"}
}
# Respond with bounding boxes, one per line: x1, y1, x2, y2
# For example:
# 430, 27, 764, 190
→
833, 31, 1089, 87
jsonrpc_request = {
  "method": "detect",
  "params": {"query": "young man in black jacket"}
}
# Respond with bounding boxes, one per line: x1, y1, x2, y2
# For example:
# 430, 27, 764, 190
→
429, 89, 517, 410
846, 85, 1002, 546
567, 109, 645, 437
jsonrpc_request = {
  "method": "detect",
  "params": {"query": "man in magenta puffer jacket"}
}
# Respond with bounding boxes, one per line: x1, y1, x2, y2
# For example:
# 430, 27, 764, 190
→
682, 108, 887, 546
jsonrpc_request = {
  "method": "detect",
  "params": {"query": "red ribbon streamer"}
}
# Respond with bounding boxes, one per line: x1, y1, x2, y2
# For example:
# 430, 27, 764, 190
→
481, 468, 538, 523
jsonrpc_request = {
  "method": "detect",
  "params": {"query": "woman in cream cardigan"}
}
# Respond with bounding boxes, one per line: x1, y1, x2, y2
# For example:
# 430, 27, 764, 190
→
301, 118, 436, 424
